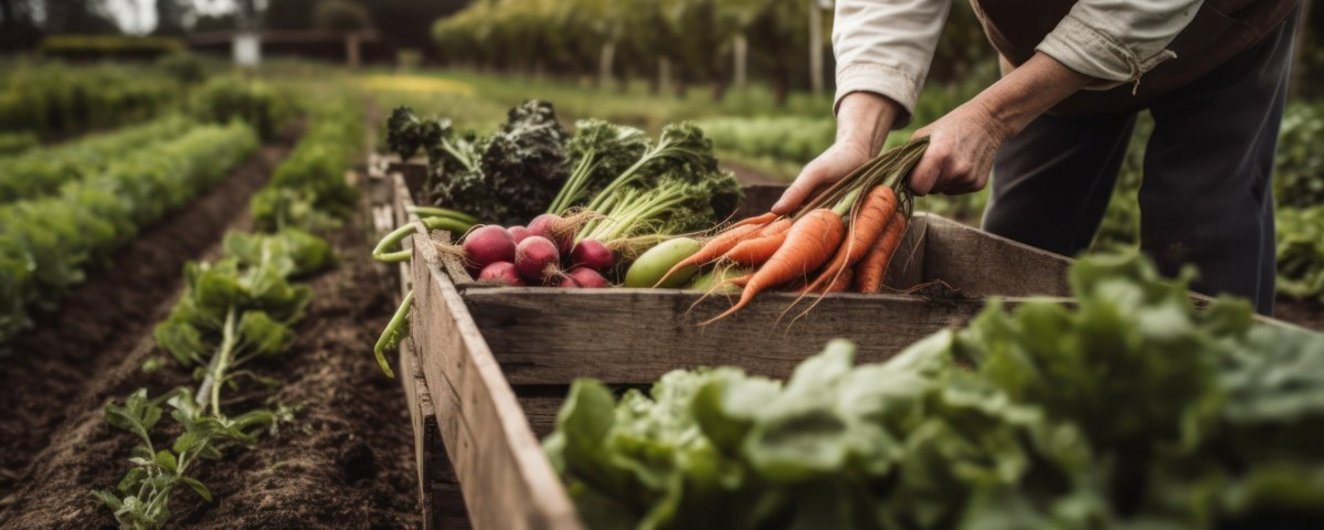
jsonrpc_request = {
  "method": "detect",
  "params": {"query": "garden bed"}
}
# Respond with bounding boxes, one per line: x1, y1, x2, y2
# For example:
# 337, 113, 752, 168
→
0, 155, 420, 529
388, 163, 1089, 529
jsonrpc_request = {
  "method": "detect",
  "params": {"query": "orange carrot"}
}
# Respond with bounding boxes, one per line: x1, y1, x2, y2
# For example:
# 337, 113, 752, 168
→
803, 186, 898, 293
702, 208, 845, 323
825, 267, 854, 293
722, 218, 793, 266
854, 211, 908, 293
800, 266, 854, 293
727, 211, 777, 230
656, 222, 765, 286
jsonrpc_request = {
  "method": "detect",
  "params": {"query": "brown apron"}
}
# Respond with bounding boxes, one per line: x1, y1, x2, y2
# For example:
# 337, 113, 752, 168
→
971, 0, 1300, 115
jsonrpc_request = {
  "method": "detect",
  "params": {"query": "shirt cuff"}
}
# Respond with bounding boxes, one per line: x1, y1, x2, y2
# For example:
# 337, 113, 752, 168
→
834, 62, 921, 129
1035, 13, 1177, 92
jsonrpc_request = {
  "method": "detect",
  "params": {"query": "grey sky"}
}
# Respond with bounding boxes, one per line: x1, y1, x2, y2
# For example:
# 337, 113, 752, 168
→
104, 0, 237, 34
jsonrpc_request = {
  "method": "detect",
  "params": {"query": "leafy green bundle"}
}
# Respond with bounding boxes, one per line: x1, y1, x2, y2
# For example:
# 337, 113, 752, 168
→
385, 101, 741, 236
1276, 205, 1324, 303
387, 100, 569, 226
568, 121, 741, 243
547, 253, 1324, 529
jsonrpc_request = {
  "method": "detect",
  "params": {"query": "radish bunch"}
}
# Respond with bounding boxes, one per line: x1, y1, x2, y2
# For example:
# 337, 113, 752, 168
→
462, 214, 613, 288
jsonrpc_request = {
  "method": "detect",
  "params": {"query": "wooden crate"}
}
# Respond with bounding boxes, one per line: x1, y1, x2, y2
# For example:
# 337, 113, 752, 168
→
393, 167, 1088, 529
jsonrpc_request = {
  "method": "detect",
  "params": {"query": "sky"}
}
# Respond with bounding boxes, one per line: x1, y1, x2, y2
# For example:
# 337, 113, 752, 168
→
103, 0, 238, 34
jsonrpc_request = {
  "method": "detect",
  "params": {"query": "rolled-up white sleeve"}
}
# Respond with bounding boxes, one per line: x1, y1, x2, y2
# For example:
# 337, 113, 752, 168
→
1036, 0, 1203, 90
833, 0, 951, 127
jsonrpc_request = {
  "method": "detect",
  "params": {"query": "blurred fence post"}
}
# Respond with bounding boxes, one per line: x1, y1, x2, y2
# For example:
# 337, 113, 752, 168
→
809, 0, 825, 95
734, 34, 749, 88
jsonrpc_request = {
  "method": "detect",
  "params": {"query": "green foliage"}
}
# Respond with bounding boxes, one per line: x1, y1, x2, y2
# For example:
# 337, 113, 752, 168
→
0, 132, 37, 156
1274, 103, 1324, 208
252, 89, 363, 232
696, 116, 832, 165
1276, 205, 1324, 303
388, 101, 569, 225
549, 252, 1324, 529
156, 53, 212, 85
192, 76, 296, 142
94, 387, 280, 530
574, 121, 746, 241
99, 227, 327, 528
313, 0, 374, 32
0, 122, 258, 349
0, 63, 183, 139
0, 115, 194, 203
40, 35, 185, 60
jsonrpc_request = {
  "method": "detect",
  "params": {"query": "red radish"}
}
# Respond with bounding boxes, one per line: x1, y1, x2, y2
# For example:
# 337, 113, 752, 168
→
570, 239, 613, 272
557, 275, 581, 288
477, 262, 524, 286
463, 225, 515, 269
515, 236, 560, 283
527, 213, 573, 253
508, 225, 533, 244
566, 267, 610, 288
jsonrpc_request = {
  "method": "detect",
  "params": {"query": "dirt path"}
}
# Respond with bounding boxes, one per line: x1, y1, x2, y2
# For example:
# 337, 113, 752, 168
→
722, 159, 787, 186
0, 186, 418, 528
0, 143, 287, 501
1275, 297, 1324, 331
2, 105, 420, 528
171, 213, 418, 529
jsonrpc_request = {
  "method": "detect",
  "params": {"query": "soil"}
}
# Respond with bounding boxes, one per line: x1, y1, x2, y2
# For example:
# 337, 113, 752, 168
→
722, 159, 786, 186
0, 144, 286, 496
0, 154, 419, 527
1274, 296, 1324, 331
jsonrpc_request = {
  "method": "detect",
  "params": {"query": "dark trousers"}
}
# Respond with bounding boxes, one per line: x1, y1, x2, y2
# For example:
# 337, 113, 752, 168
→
983, 12, 1298, 316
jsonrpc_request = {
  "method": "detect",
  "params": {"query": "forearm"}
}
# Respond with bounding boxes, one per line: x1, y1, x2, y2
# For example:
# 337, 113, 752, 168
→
835, 92, 904, 154
970, 52, 1094, 139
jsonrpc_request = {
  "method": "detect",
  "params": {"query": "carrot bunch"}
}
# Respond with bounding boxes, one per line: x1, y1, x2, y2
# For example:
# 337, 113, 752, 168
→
659, 139, 927, 322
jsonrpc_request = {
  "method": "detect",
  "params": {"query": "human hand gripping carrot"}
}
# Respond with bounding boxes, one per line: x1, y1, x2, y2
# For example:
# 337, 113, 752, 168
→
772, 92, 902, 215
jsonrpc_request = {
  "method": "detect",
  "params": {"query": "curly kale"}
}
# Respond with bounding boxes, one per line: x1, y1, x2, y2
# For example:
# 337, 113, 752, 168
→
546, 119, 649, 214
572, 122, 739, 241
387, 102, 568, 225
386, 106, 481, 206
466, 100, 570, 224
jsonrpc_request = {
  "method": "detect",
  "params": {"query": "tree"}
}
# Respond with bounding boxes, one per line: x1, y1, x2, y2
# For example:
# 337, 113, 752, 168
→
266, 0, 318, 30
153, 0, 193, 36
313, 0, 372, 32
44, 0, 119, 34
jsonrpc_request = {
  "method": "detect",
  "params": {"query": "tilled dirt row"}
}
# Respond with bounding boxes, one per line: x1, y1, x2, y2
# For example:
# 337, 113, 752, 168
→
0, 148, 419, 528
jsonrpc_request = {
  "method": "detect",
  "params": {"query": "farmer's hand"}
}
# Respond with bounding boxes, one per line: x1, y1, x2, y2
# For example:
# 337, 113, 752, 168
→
772, 92, 902, 215
907, 100, 1008, 196
909, 52, 1096, 196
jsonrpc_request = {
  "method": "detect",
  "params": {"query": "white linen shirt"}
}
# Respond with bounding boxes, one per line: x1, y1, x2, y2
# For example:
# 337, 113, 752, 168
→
833, 0, 1204, 126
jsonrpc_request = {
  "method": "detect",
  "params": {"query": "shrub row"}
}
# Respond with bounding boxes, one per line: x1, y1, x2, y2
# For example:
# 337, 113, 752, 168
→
0, 122, 258, 347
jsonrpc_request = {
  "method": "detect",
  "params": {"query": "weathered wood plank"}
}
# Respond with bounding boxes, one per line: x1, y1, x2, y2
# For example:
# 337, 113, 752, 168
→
919, 215, 1073, 297
515, 393, 564, 440
411, 231, 582, 530
391, 172, 419, 299
399, 339, 454, 530
464, 287, 1016, 386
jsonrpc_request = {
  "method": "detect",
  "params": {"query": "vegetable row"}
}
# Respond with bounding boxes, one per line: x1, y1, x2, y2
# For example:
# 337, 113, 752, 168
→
0, 63, 184, 139
97, 89, 363, 529
0, 115, 194, 203
549, 252, 1324, 529
0, 122, 258, 349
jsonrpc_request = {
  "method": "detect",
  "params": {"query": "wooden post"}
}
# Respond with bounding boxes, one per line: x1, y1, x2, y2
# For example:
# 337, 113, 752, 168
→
345, 33, 362, 70
734, 34, 748, 88
658, 56, 673, 95
808, 0, 824, 96
598, 41, 616, 88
